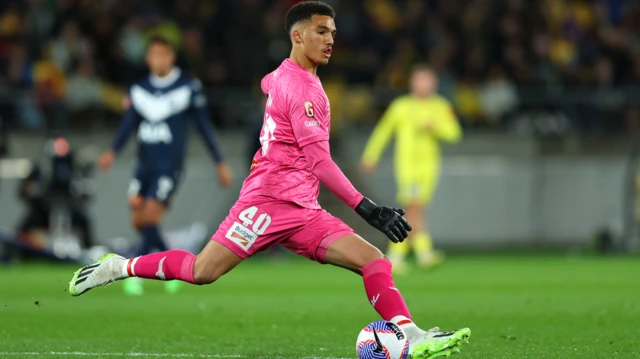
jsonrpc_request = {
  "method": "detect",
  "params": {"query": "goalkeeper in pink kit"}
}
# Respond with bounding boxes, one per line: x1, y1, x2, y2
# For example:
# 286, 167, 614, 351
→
68, 2, 470, 357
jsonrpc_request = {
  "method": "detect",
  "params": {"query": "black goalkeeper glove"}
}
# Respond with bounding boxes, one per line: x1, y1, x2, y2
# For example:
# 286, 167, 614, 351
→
355, 197, 412, 243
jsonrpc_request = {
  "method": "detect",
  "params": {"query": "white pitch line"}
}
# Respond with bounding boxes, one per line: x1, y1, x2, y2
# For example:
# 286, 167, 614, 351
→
0, 352, 350, 359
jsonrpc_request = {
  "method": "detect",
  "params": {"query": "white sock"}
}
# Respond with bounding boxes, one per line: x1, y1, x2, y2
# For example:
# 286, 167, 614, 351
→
390, 315, 425, 346
121, 257, 138, 278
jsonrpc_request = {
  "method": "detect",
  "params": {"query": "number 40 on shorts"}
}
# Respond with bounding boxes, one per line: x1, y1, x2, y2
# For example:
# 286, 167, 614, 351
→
225, 206, 272, 251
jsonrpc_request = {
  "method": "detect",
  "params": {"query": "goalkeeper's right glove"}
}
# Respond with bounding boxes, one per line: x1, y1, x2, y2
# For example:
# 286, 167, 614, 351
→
355, 197, 412, 243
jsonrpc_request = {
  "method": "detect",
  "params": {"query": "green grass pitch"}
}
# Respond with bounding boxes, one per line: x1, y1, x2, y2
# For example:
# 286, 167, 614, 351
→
0, 253, 639, 359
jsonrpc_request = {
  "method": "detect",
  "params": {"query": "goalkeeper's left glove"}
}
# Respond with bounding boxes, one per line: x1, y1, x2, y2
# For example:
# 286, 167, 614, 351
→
355, 197, 412, 243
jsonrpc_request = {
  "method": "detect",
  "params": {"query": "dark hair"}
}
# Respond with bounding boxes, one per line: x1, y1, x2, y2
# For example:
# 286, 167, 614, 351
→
410, 63, 435, 75
285, 1, 335, 34
147, 35, 174, 52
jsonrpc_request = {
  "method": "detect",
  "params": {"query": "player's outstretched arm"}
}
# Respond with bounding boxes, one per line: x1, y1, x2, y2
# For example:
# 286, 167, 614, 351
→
99, 106, 140, 172
111, 105, 140, 153
190, 80, 232, 187
360, 100, 400, 173
301, 141, 411, 243
192, 108, 232, 187
431, 100, 462, 143
192, 109, 225, 164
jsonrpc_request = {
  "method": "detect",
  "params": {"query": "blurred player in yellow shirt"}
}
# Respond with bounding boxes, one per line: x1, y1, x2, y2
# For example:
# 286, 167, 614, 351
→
361, 64, 462, 272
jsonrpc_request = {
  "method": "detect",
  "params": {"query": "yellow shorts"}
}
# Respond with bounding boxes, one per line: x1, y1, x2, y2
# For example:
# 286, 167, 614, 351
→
396, 167, 439, 206
397, 181, 437, 206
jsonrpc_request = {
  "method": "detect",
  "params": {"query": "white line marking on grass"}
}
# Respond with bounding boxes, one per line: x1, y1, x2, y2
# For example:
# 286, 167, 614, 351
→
0, 352, 350, 359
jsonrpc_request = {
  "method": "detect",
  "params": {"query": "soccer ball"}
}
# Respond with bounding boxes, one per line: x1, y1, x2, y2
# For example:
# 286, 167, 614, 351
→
356, 320, 409, 359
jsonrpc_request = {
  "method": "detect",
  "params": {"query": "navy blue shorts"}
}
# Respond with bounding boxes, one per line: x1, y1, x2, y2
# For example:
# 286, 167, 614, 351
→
128, 168, 182, 207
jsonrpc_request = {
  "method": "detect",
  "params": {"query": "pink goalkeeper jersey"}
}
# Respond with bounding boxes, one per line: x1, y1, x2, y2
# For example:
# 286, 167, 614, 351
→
240, 59, 331, 209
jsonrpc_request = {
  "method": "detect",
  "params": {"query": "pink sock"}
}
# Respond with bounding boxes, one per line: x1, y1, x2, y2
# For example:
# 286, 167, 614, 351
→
123, 250, 196, 284
362, 258, 412, 321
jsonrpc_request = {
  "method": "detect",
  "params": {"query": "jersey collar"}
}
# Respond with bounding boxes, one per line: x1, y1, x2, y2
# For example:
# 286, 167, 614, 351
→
283, 59, 318, 81
149, 67, 181, 88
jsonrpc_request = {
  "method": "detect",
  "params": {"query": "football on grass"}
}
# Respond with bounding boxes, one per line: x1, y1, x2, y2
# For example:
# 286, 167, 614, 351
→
356, 320, 409, 359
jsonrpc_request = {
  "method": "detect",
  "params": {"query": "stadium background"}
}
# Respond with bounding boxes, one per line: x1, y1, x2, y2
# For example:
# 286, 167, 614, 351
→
1, 0, 640, 251
0, 1, 639, 358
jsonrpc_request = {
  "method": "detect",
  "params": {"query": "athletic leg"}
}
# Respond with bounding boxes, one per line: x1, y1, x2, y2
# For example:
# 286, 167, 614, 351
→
128, 172, 174, 256
129, 198, 148, 253
138, 199, 169, 252
150, 172, 184, 293
69, 197, 299, 296
123, 196, 147, 295
137, 171, 179, 254
322, 234, 412, 320
129, 174, 156, 256
386, 237, 410, 273
323, 233, 469, 358
69, 238, 243, 296
405, 203, 442, 268
404, 204, 424, 237
132, 172, 180, 293
124, 170, 154, 294
415, 169, 444, 268
411, 171, 444, 268
283, 209, 469, 358
126, 199, 171, 294
125, 240, 243, 284
282, 210, 412, 322
386, 183, 414, 273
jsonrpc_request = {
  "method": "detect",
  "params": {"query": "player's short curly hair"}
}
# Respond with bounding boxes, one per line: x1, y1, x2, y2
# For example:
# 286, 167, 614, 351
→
285, 1, 335, 34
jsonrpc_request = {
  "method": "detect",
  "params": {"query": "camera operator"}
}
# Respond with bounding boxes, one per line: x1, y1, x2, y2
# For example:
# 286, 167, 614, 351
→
16, 137, 95, 250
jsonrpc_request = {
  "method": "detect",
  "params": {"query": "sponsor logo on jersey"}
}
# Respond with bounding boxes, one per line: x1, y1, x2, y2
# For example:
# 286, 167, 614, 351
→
138, 122, 173, 144
304, 101, 314, 118
304, 120, 319, 127
249, 158, 259, 174
225, 222, 258, 251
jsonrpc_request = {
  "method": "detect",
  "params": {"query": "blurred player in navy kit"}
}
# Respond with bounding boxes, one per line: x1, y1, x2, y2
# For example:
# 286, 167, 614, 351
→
97, 36, 232, 295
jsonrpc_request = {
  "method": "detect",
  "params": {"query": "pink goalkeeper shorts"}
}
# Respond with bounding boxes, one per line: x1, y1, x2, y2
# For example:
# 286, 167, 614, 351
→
211, 197, 354, 263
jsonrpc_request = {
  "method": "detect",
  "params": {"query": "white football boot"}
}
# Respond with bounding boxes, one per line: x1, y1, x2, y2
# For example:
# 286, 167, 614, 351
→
69, 253, 126, 296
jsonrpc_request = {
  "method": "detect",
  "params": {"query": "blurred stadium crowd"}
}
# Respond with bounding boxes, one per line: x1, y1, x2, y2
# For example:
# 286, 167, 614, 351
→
0, 0, 638, 133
